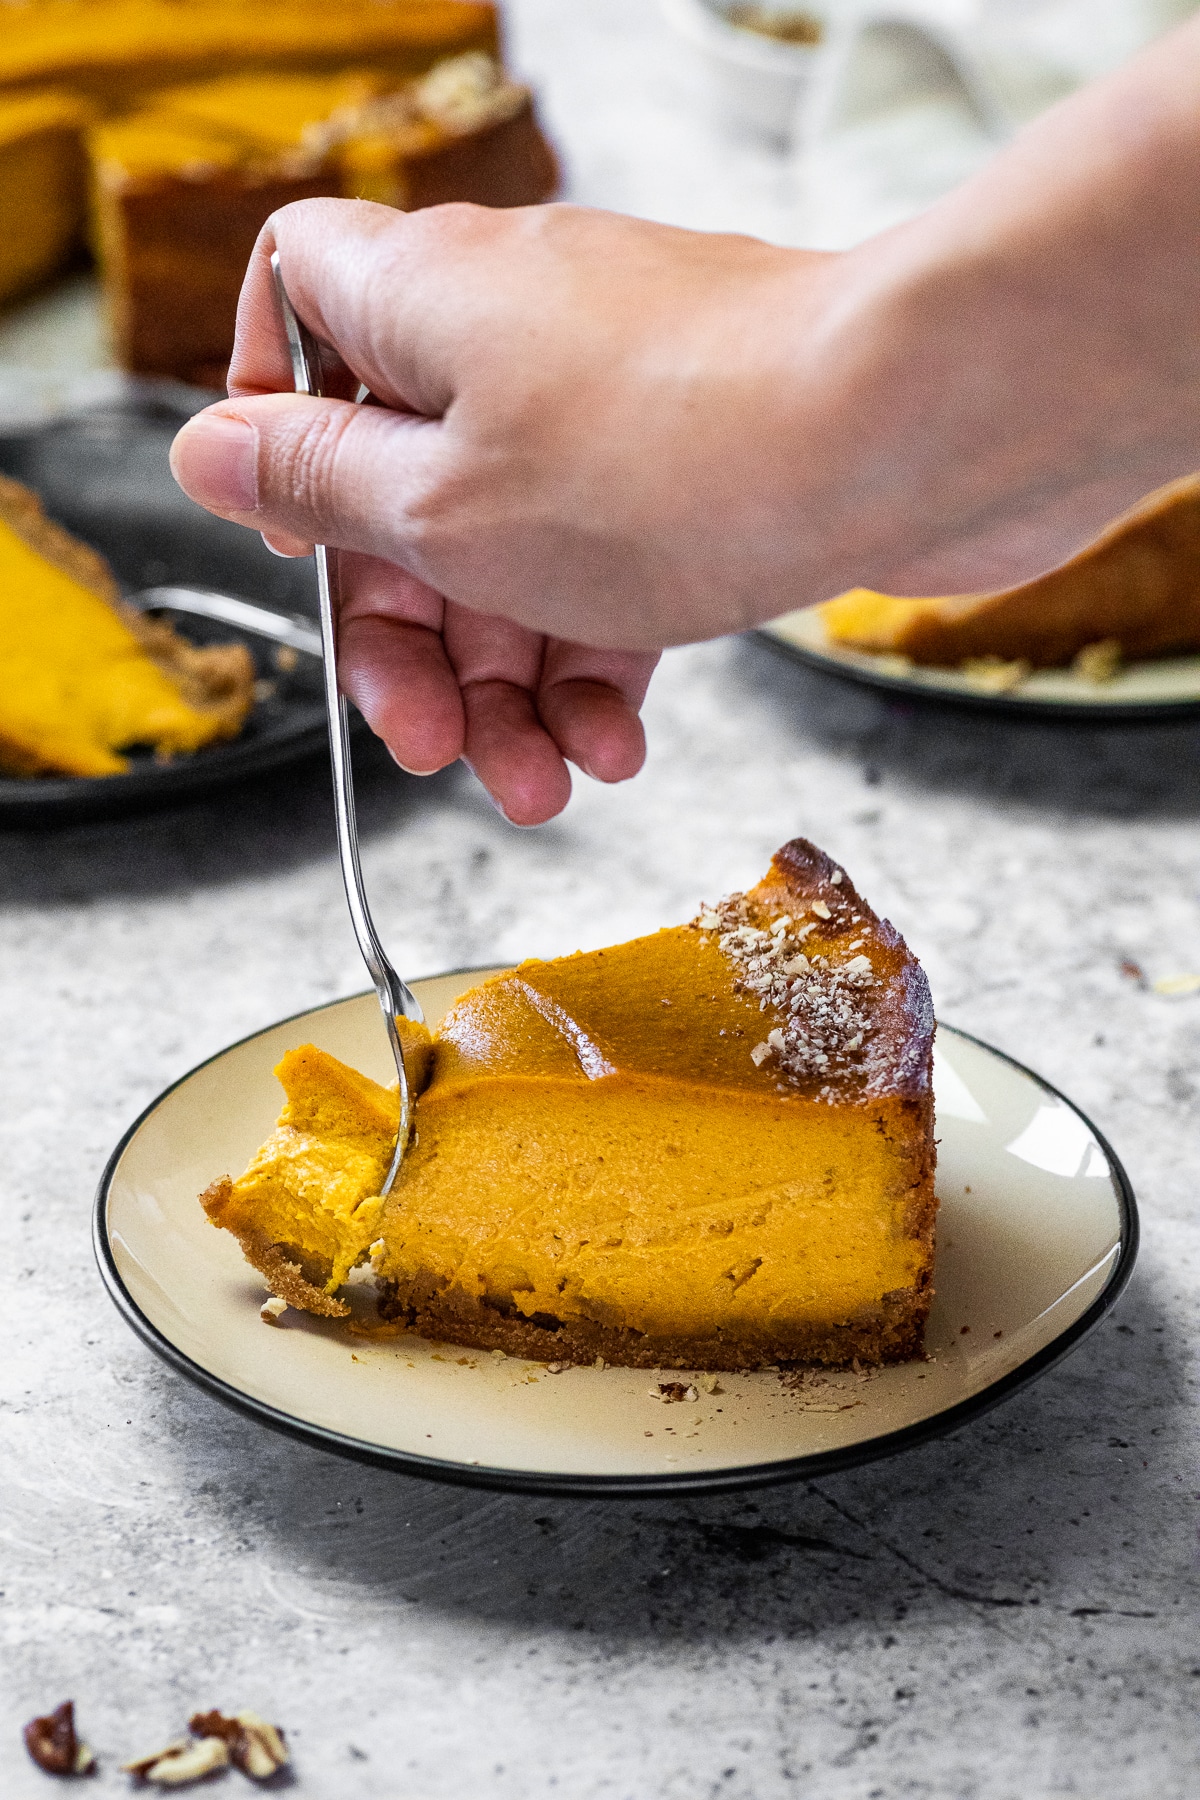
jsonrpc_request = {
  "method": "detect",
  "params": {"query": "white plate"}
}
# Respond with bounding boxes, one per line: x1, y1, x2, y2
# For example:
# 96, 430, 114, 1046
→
762, 606, 1200, 719
95, 970, 1136, 1496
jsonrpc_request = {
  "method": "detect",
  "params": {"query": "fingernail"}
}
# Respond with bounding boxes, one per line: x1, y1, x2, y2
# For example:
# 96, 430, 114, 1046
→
387, 748, 434, 777
171, 413, 259, 512
261, 531, 309, 559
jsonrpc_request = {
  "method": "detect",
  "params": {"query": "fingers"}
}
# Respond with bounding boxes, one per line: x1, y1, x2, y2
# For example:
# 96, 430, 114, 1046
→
461, 682, 573, 826
441, 604, 568, 824
332, 552, 463, 775
169, 390, 445, 576
229, 200, 404, 405
538, 642, 659, 783
442, 606, 658, 822
229, 196, 484, 414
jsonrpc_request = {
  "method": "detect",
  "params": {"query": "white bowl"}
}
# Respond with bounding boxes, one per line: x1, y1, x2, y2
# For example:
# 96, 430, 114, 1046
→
660, 0, 829, 142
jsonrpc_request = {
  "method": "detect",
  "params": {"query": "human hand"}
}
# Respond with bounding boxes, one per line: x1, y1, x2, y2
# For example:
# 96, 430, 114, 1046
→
172, 16, 1200, 815
317, 549, 656, 825
173, 203, 683, 823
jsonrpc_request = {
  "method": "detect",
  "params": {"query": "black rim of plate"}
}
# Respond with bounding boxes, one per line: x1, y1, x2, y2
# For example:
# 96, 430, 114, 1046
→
758, 626, 1200, 723
0, 717, 329, 825
93, 982, 1139, 1499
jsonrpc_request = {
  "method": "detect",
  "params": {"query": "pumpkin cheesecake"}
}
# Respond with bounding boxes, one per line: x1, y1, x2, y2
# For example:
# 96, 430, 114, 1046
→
0, 90, 93, 307
0, 473, 254, 778
202, 838, 937, 1370
90, 52, 557, 384
820, 472, 1200, 672
0, 2, 499, 113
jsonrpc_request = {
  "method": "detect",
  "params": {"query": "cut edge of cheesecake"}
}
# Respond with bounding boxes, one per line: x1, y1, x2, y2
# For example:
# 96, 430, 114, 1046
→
819, 472, 1200, 669
201, 838, 937, 1371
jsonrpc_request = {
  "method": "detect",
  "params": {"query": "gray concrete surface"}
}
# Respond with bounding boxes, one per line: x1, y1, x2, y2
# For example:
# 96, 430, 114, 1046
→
4, 3, 1200, 1793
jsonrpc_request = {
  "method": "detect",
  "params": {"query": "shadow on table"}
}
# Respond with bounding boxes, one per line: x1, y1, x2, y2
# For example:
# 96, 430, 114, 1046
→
168, 1261, 1186, 1651
738, 635, 1200, 821
0, 732, 470, 907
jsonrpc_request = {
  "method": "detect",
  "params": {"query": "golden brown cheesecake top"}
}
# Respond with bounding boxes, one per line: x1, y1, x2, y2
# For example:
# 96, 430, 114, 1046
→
90, 52, 537, 188
0, 2, 499, 105
434, 837, 932, 1107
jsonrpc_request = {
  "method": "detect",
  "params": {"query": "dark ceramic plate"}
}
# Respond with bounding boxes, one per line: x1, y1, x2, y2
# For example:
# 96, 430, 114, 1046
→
0, 388, 352, 826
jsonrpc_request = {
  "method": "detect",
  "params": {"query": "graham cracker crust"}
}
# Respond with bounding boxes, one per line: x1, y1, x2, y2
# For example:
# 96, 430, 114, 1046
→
370, 1273, 933, 1371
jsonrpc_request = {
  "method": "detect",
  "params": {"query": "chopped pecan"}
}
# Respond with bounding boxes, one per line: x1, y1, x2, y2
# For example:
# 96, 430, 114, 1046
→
23, 1700, 96, 1776
650, 1381, 698, 1404
188, 1711, 288, 1780
122, 1736, 228, 1784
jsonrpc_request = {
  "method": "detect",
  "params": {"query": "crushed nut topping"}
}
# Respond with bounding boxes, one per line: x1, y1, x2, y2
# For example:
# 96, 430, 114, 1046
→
307, 52, 527, 155
123, 1736, 229, 1785
650, 1381, 698, 1403
696, 885, 879, 1091
189, 1711, 289, 1781
23, 1701, 95, 1776
259, 1296, 287, 1324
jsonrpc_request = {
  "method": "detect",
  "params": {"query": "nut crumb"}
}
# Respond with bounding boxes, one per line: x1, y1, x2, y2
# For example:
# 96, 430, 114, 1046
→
545, 1361, 570, 1374
1071, 637, 1122, 683
650, 1382, 698, 1403
960, 654, 1030, 692
1152, 972, 1200, 998
697, 1373, 724, 1395
123, 1736, 229, 1784
260, 1296, 287, 1324
188, 1711, 289, 1781
700, 888, 876, 1087
23, 1701, 95, 1776
830, 869, 844, 884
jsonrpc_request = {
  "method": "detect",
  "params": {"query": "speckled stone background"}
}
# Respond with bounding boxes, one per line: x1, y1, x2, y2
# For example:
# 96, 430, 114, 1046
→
4, 3, 1200, 1796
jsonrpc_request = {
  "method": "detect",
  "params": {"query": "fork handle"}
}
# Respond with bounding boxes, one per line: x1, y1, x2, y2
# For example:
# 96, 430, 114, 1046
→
271, 253, 422, 1195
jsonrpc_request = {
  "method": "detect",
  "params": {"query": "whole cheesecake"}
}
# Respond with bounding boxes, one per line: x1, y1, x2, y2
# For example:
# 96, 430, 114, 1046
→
202, 839, 937, 1370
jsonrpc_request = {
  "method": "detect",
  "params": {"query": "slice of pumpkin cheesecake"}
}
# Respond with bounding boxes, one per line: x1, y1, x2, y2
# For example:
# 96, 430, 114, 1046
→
202, 838, 937, 1369
818, 472, 1200, 671
0, 473, 254, 778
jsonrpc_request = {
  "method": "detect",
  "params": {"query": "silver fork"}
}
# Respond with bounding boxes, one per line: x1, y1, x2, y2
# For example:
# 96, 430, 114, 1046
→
271, 251, 423, 1195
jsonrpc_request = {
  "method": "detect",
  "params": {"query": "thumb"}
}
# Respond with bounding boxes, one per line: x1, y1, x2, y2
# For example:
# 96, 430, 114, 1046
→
169, 391, 446, 576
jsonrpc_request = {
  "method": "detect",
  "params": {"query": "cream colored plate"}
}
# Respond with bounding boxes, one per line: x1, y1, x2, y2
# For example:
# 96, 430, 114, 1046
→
95, 970, 1136, 1495
762, 607, 1200, 717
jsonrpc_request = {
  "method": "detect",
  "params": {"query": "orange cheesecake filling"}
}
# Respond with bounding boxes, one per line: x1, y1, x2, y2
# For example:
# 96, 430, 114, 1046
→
203, 842, 937, 1368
